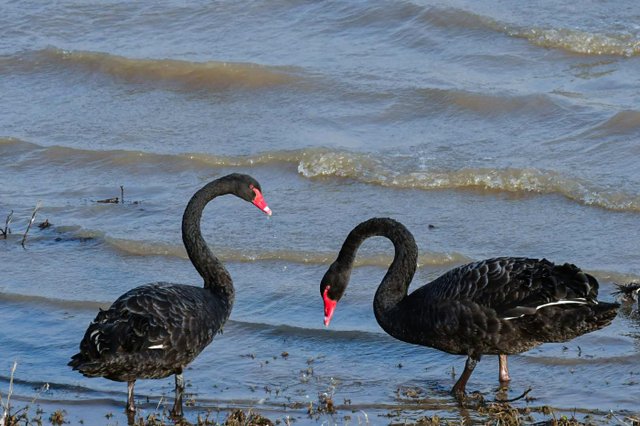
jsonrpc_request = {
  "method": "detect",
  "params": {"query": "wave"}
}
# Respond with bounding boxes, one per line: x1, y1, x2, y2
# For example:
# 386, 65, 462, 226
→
0, 136, 305, 171
0, 47, 302, 90
583, 110, 640, 138
228, 318, 390, 343
296, 151, 640, 213
52, 225, 466, 267
317, 2, 640, 58
510, 27, 640, 58
389, 88, 565, 119
418, 7, 640, 57
0, 290, 388, 342
3, 137, 640, 213
107, 236, 467, 267
0, 291, 109, 311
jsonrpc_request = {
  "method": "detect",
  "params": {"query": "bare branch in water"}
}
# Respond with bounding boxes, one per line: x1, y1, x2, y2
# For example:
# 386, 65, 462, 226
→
21, 201, 41, 247
38, 219, 52, 229
494, 387, 532, 403
96, 197, 119, 204
0, 360, 18, 423
1, 210, 13, 238
120, 185, 124, 204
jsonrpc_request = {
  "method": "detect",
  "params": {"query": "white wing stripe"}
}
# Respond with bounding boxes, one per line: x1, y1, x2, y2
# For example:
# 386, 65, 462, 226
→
534, 298, 588, 310
503, 298, 589, 321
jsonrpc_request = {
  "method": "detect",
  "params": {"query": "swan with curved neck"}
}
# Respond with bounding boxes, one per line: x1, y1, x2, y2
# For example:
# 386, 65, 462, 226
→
69, 173, 271, 416
321, 217, 618, 398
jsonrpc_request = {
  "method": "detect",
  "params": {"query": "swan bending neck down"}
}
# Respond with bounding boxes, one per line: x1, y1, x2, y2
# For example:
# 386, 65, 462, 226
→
320, 217, 619, 398
69, 173, 272, 417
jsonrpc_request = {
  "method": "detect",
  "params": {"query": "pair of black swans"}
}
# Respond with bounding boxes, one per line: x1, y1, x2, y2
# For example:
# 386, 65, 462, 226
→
69, 173, 619, 416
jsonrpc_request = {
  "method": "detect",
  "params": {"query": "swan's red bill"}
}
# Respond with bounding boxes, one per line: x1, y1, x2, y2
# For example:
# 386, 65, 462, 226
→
323, 286, 337, 326
250, 186, 272, 216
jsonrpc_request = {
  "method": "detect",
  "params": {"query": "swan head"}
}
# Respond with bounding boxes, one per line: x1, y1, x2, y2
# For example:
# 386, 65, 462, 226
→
320, 263, 348, 326
226, 173, 272, 216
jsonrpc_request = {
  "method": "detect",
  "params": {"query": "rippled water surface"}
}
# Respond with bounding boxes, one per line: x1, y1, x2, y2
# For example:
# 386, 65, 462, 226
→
1, 1, 640, 424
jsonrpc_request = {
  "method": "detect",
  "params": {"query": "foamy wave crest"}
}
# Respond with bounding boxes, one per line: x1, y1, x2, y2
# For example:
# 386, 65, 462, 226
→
418, 7, 640, 57
512, 27, 640, 57
106, 236, 466, 267
9, 48, 300, 90
5, 138, 640, 212
298, 152, 640, 212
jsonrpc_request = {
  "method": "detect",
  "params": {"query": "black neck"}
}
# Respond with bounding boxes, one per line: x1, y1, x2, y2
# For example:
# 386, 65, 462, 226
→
336, 218, 417, 333
181, 178, 234, 302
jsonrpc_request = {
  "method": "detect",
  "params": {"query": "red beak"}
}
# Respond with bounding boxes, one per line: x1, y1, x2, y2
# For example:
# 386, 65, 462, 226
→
323, 286, 337, 327
251, 186, 272, 216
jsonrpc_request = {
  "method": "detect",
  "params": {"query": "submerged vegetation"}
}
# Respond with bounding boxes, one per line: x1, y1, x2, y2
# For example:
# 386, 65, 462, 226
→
3, 400, 638, 425
2, 367, 639, 426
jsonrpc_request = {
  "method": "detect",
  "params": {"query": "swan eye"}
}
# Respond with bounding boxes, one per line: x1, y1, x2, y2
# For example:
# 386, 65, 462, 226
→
249, 183, 262, 200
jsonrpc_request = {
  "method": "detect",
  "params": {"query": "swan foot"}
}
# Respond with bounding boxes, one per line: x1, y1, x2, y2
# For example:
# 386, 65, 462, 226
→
170, 372, 185, 418
125, 410, 136, 426
451, 386, 466, 401
170, 405, 183, 419
451, 356, 478, 400
126, 380, 136, 413
498, 354, 511, 383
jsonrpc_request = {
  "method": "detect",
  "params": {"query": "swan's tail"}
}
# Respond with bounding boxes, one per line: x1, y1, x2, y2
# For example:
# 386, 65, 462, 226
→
68, 353, 96, 376
525, 300, 620, 343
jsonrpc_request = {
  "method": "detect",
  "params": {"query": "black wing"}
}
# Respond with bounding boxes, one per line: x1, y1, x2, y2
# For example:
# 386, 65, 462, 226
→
398, 257, 612, 355
70, 283, 224, 373
416, 257, 598, 318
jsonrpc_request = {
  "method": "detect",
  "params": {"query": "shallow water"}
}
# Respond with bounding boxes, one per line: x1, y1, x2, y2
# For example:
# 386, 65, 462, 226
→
1, 1, 640, 424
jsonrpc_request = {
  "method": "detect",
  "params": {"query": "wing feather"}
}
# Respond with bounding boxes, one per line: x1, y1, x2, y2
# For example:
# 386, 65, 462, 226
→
71, 282, 224, 377
415, 257, 598, 318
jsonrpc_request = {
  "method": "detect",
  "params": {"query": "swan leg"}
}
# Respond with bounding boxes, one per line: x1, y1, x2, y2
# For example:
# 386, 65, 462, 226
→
170, 372, 185, 418
126, 380, 136, 413
499, 354, 511, 383
452, 356, 478, 398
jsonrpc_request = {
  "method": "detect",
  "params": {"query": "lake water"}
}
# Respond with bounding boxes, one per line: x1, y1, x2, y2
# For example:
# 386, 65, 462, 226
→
1, 1, 639, 424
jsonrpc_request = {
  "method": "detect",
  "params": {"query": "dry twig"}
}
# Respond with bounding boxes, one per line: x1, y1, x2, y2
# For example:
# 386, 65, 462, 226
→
37, 219, 51, 229
495, 387, 532, 403
1, 210, 13, 239
96, 197, 119, 204
21, 201, 41, 247
0, 361, 18, 424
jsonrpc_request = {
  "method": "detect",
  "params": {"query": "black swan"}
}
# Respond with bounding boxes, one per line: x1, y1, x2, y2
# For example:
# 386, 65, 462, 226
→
320, 217, 619, 397
69, 173, 272, 416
